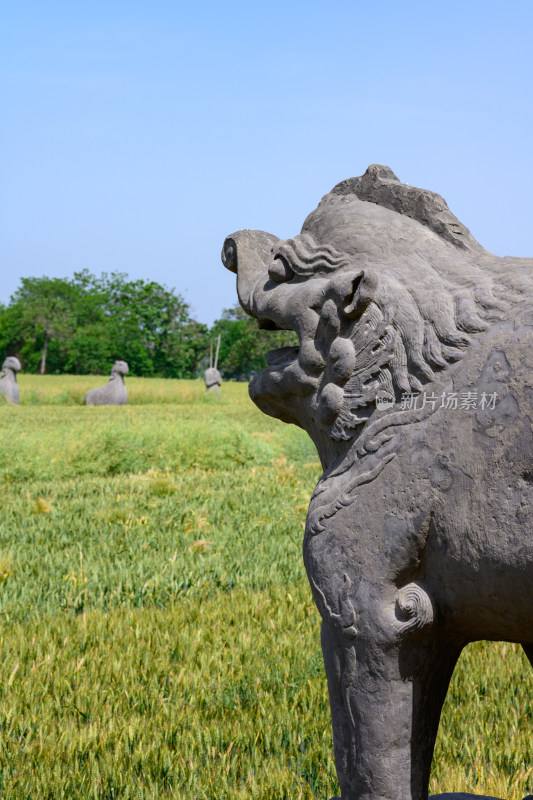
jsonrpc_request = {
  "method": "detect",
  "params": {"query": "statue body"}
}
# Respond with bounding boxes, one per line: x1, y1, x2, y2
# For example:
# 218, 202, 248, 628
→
84, 360, 129, 406
0, 357, 21, 404
222, 166, 533, 800
204, 366, 222, 392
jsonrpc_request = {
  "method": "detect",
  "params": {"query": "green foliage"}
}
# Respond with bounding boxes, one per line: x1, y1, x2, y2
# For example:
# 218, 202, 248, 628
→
0, 278, 299, 381
0, 276, 79, 374
211, 305, 298, 380
0, 271, 208, 378
0, 379, 531, 798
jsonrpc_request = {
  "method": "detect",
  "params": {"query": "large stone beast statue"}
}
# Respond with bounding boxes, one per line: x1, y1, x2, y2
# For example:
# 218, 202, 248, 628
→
0, 357, 21, 404
84, 360, 129, 406
222, 166, 533, 800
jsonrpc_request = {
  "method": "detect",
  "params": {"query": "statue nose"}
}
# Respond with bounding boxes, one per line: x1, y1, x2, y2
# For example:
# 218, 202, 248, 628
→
221, 229, 281, 312
221, 237, 238, 274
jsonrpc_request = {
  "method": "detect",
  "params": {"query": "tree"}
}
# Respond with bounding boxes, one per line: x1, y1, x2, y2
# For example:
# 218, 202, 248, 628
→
102, 273, 196, 376
0, 271, 209, 378
6, 277, 79, 374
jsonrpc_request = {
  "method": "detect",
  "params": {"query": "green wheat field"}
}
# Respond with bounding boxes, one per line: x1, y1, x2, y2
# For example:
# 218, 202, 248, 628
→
0, 375, 531, 799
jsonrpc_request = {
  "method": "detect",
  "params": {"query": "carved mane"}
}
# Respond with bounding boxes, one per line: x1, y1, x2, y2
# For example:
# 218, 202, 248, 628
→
272, 165, 531, 441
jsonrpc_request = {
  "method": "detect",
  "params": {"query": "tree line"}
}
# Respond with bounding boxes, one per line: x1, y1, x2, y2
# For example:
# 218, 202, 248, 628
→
0, 271, 296, 379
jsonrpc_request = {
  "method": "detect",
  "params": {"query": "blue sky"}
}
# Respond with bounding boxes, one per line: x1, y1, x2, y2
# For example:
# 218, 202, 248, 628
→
1, 1, 532, 324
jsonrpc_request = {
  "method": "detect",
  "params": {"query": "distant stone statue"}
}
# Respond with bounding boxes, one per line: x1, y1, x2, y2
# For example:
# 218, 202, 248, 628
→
0, 357, 21, 404
223, 165, 533, 800
204, 366, 222, 392
204, 335, 222, 392
84, 360, 129, 406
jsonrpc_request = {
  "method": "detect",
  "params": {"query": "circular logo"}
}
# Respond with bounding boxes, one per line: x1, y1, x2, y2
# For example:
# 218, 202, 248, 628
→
375, 390, 394, 411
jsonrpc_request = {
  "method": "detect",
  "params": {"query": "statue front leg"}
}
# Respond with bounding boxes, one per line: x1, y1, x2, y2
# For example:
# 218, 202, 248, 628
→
314, 576, 461, 800
320, 617, 356, 798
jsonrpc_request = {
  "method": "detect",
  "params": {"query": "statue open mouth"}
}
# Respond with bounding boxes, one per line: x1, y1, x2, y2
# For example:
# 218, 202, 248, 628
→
256, 316, 280, 330
264, 345, 300, 368
253, 312, 300, 372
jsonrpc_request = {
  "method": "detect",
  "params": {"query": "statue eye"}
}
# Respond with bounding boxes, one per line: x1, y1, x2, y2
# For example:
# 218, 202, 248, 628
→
268, 256, 294, 283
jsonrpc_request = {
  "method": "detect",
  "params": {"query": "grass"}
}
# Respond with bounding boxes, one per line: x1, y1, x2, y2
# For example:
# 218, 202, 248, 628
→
0, 376, 531, 798
14, 374, 212, 406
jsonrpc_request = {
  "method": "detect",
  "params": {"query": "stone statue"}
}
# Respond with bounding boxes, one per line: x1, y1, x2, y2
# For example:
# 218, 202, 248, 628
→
222, 165, 533, 800
204, 366, 222, 392
0, 357, 21, 404
84, 360, 129, 406
204, 334, 222, 392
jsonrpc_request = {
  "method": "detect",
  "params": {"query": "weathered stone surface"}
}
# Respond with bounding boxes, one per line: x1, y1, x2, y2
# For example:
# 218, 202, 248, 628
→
84, 360, 129, 406
204, 366, 222, 392
223, 165, 533, 800
0, 357, 21, 404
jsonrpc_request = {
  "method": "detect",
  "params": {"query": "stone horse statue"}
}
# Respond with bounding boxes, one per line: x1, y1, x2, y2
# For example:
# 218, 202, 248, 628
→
84, 360, 129, 406
222, 165, 533, 800
0, 357, 21, 404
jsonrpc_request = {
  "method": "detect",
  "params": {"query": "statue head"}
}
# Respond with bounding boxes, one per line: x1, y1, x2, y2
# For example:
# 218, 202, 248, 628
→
222, 165, 523, 465
111, 360, 129, 378
1, 357, 21, 377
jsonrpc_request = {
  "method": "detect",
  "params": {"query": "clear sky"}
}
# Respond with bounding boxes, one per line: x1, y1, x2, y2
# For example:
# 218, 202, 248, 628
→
1, 1, 532, 325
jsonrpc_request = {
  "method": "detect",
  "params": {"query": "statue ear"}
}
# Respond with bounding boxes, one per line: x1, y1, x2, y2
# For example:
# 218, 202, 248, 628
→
332, 269, 378, 318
